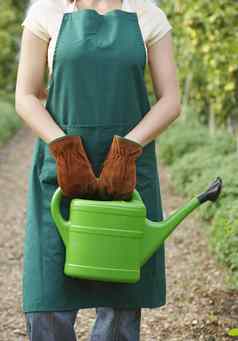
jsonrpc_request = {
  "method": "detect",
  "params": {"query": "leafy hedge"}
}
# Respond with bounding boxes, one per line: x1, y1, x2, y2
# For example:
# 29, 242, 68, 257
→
210, 203, 238, 288
159, 117, 238, 288
0, 97, 22, 146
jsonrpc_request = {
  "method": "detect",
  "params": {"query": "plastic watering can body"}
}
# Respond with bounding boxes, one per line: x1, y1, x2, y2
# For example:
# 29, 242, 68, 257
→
50, 177, 222, 283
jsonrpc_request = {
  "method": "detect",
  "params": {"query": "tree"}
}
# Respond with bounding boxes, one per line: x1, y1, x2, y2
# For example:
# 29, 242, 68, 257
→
0, 0, 29, 96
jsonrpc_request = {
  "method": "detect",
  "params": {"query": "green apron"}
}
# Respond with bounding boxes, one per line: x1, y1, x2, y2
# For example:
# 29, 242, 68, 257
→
22, 3, 166, 313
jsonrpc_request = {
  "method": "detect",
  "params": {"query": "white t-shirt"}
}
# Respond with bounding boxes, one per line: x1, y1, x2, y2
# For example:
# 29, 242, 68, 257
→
21, 0, 172, 77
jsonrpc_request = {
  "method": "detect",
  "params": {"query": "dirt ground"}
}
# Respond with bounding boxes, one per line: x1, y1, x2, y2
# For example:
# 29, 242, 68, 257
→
0, 126, 237, 340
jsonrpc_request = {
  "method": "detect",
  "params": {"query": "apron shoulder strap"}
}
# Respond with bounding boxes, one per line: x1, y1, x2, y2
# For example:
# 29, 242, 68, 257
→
63, 0, 75, 13
72, 0, 77, 11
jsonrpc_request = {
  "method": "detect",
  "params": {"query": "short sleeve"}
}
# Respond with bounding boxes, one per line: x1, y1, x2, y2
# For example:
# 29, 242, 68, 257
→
146, 1, 172, 47
21, 0, 50, 42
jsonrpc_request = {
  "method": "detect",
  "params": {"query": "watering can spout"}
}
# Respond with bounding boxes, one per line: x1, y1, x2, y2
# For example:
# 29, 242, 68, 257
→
141, 177, 222, 266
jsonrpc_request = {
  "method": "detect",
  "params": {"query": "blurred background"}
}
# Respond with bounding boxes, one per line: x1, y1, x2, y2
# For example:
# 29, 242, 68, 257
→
0, 0, 237, 340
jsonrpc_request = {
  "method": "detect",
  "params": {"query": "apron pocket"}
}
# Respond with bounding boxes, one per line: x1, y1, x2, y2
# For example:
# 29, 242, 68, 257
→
39, 145, 58, 186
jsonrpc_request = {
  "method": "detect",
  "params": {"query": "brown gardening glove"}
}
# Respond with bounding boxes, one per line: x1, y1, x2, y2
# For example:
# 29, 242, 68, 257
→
97, 135, 143, 201
48, 135, 99, 199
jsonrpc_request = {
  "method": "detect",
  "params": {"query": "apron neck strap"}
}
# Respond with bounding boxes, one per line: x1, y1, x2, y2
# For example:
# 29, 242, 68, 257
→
72, 0, 77, 11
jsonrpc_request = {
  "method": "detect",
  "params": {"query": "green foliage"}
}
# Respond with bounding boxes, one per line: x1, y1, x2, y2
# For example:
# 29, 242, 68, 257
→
161, 0, 238, 126
159, 117, 238, 288
0, 98, 22, 146
208, 202, 238, 288
0, 0, 28, 94
173, 152, 238, 221
159, 119, 210, 165
170, 148, 223, 195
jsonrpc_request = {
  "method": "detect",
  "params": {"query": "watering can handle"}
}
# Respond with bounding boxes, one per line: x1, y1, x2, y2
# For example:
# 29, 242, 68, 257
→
197, 177, 222, 204
50, 187, 70, 245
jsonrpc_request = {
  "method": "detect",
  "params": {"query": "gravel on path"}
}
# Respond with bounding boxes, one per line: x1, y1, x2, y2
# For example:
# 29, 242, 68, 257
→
0, 127, 237, 340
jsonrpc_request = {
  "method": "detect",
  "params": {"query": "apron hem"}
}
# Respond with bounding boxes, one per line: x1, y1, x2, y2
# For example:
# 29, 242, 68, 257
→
22, 300, 166, 313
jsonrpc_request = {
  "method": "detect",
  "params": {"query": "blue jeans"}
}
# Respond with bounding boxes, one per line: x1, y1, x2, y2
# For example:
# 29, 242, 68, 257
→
25, 307, 142, 340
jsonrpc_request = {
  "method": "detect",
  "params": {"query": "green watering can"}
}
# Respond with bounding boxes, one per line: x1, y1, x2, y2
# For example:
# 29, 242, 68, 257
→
50, 177, 222, 283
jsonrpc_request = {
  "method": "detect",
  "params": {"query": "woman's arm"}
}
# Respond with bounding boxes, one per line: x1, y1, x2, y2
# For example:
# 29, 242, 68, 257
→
15, 28, 66, 143
124, 31, 181, 147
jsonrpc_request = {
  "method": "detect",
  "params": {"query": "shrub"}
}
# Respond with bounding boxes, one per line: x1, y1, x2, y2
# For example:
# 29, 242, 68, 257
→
158, 120, 209, 165
159, 116, 238, 286
0, 98, 22, 145
208, 201, 238, 289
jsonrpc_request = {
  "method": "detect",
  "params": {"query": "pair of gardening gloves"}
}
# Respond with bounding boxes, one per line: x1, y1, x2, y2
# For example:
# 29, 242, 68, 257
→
48, 134, 143, 201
